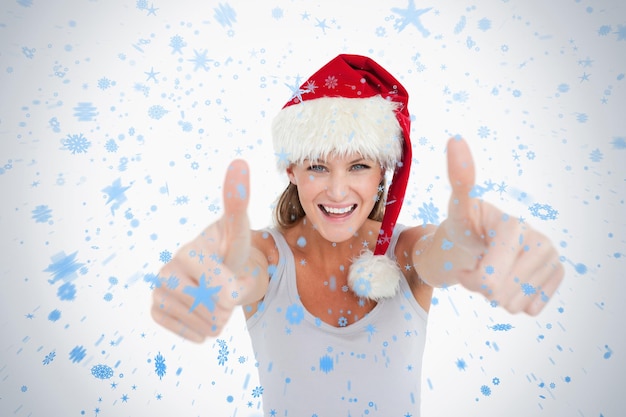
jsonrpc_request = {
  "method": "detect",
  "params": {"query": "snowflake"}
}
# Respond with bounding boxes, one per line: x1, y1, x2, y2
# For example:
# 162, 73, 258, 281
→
324, 75, 338, 89
62, 133, 91, 154
597, 25, 611, 36
169, 35, 186, 54
338, 316, 348, 327
375, 26, 386, 37
148, 105, 168, 120
528, 203, 558, 220
42, 351, 56, 365
174, 195, 189, 205
154, 352, 167, 379
136, 0, 148, 10
452, 91, 469, 103
104, 139, 118, 152
32, 205, 52, 223
286, 303, 304, 325
319, 354, 334, 373
217, 339, 229, 366
91, 364, 114, 379
611, 136, 626, 149
526, 150, 536, 160
520, 282, 537, 296
73, 102, 98, 121
97, 77, 114, 90
251, 386, 264, 398
214, 3, 237, 27
48, 309, 61, 321
417, 202, 440, 226
159, 250, 172, 263
490, 323, 514, 331
69, 345, 87, 363
57, 281, 77, 301
492, 377, 501, 385
351, 277, 372, 298
589, 148, 603, 162
477, 125, 491, 138
477, 18, 491, 31
188, 49, 213, 71
271, 7, 283, 19
480, 384, 491, 396
455, 358, 467, 371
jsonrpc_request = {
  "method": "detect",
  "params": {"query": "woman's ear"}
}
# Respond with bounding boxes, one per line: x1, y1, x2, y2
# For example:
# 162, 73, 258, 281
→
286, 165, 297, 185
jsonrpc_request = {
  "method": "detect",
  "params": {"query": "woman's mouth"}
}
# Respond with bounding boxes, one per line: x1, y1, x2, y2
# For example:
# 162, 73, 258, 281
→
319, 204, 357, 216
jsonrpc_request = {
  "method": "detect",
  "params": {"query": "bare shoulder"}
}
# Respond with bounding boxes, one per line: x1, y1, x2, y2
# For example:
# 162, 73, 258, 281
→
396, 224, 437, 256
396, 224, 437, 312
250, 229, 280, 270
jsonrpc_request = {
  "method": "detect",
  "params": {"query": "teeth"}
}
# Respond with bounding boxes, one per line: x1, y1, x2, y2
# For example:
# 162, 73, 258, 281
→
323, 205, 355, 214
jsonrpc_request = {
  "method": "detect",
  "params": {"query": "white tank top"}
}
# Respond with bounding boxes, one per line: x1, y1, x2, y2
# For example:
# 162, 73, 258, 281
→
246, 225, 429, 416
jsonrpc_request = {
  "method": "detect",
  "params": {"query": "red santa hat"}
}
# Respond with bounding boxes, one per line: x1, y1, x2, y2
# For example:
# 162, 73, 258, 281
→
272, 54, 412, 301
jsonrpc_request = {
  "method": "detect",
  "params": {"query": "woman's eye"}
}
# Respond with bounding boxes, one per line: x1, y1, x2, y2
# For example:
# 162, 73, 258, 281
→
351, 163, 370, 171
308, 165, 326, 172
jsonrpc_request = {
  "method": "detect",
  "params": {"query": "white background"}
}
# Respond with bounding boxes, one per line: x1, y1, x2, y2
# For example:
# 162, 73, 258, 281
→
1, 1, 624, 416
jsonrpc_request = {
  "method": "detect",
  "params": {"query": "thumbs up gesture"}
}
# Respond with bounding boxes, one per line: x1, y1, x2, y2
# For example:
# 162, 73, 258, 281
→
417, 137, 564, 315
151, 160, 268, 342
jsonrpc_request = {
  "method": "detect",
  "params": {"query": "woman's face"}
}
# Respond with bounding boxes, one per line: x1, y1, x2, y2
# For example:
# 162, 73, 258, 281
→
287, 153, 384, 243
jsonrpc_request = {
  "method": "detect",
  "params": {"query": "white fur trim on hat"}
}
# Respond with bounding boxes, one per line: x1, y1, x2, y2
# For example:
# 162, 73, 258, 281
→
348, 250, 402, 301
272, 95, 403, 170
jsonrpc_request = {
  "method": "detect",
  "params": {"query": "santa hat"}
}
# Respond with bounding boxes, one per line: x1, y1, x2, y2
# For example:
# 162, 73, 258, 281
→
272, 54, 412, 301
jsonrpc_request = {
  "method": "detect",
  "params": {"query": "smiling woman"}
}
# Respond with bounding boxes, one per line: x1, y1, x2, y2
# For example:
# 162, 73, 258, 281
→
1, 1, 623, 417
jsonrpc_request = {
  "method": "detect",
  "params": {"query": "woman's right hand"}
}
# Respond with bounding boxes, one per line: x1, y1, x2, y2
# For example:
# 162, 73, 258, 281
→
151, 159, 259, 342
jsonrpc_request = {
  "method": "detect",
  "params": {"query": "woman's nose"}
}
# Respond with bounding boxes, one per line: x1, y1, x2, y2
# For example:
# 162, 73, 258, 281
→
325, 173, 349, 200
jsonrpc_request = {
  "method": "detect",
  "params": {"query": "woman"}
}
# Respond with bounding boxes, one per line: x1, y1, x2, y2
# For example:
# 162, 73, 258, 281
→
151, 54, 564, 415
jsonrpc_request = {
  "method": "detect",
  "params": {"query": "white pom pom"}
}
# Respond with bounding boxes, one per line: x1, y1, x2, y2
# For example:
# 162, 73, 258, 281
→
348, 250, 402, 301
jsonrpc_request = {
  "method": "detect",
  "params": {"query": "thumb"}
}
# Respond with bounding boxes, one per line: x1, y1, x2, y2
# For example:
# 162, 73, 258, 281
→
221, 159, 251, 271
446, 136, 477, 220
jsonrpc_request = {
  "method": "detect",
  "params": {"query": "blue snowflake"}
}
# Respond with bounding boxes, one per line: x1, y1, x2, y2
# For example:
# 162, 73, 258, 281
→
214, 3, 237, 27
69, 345, 87, 363
97, 77, 114, 90
338, 316, 348, 327
188, 49, 213, 71
104, 139, 118, 152
490, 323, 514, 331
452, 91, 469, 102
154, 352, 167, 379
45, 251, 84, 284
417, 202, 440, 226
286, 303, 304, 325
48, 309, 61, 321
42, 351, 56, 365
251, 386, 264, 398
32, 205, 52, 223
57, 281, 77, 301
91, 364, 114, 379
477, 18, 491, 31
520, 282, 537, 296
319, 355, 334, 373
148, 105, 168, 119
454, 15, 466, 34
391, 0, 432, 37
456, 358, 467, 371
611, 136, 626, 149
159, 250, 172, 263
62, 133, 91, 154
529, 203, 558, 220
480, 384, 492, 396
597, 25, 611, 36
73, 102, 98, 121
169, 35, 186, 54
217, 339, 229, 366
477, 125, 491, 138
589, 148, 603, 162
